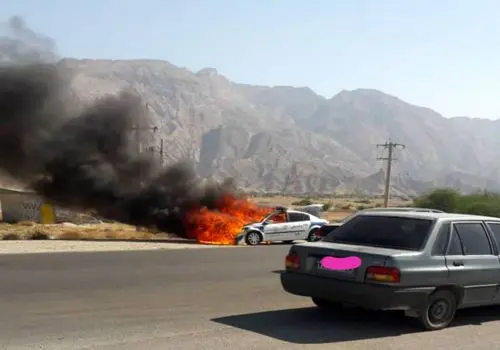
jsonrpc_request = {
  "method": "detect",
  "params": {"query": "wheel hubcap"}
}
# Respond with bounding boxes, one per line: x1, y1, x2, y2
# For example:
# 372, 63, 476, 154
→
248, 233, 259, 244
429, 299, 451, 324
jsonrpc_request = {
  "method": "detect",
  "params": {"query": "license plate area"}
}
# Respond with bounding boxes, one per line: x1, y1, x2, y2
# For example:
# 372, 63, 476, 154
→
315, 259, 356, 274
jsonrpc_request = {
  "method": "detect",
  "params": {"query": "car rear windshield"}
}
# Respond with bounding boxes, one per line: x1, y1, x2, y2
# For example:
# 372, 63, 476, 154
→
323, 215, 434, 251
320, 225, 340, 235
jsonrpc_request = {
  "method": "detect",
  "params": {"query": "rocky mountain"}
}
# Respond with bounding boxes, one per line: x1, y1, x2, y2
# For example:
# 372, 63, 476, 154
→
57, 58, 500, 196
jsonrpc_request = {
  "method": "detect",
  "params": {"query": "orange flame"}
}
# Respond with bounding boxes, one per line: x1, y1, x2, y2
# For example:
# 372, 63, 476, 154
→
184, 194, 272, 245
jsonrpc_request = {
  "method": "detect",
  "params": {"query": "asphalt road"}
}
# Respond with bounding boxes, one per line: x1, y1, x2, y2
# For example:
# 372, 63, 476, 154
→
1, 245, 500, 350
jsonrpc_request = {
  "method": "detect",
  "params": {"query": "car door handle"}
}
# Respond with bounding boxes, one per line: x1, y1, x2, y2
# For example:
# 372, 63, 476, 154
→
452, 260, 464, 267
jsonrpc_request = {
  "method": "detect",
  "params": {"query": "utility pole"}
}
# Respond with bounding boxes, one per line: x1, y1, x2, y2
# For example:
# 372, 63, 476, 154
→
377, 140, 406, 207
147, 137, 165, 165
159, 138, 164, 166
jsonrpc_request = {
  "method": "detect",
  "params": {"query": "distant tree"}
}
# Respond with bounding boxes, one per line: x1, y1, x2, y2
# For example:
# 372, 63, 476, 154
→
413, 188, 461, 212
414, 188, 500, 217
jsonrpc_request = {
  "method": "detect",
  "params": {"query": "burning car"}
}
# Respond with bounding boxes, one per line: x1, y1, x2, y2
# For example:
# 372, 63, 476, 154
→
235, 206, 329, 245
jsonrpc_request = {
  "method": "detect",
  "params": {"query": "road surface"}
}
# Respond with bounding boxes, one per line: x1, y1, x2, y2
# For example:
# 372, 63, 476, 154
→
0, 245, 499, 350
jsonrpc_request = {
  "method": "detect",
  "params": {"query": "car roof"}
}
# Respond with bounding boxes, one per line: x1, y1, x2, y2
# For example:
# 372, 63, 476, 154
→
359, 211, 500, 222
287, 210, 312, 215
361, 207, 443, 213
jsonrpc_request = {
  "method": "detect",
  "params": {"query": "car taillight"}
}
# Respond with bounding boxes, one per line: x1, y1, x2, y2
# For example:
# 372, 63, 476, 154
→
365, 266, 400, 283
285, 253, 300, 269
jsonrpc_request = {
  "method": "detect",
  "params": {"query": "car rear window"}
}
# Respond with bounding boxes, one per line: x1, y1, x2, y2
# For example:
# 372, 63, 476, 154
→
323, 215, 435, 251
321, 224, 340, 235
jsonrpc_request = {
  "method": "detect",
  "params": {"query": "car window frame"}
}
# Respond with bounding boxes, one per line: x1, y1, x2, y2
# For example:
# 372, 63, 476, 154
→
288, 212, 310, 222
264, 212, 288, 224
449, 220, 496, 256
324, 214, 437, 251
445, 225, 465, 256
431, 221, 452, 256
484, 221, 500, 253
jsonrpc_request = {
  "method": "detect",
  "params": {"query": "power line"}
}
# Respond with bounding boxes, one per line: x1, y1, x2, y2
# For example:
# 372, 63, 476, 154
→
377, 140, 406, 207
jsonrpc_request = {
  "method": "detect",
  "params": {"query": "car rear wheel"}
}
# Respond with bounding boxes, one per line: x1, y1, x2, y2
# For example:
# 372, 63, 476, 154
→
416, 290, 457, 331
307, 229, 321, 242
245, 231, 262, 246
311, 297, 344, 311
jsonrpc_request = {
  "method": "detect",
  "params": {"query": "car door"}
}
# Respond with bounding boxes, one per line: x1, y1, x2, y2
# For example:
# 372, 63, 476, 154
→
484, 221, 500, 302
286, 212, 311, 240
445, 221, 499, 306
262, 212, 289, 241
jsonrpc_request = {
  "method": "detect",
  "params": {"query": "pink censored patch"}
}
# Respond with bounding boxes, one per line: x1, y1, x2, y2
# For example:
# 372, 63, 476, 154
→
320, 256, 362, 271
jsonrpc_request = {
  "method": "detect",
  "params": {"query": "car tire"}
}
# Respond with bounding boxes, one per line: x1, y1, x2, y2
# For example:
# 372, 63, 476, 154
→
245, 231, 262, 246
307, 229, 321, 242
311, 297, 343, 311
416, 290, 457, 331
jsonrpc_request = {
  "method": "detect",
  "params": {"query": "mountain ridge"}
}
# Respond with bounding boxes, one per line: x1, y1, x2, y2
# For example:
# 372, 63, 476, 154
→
51, 58, 500, 196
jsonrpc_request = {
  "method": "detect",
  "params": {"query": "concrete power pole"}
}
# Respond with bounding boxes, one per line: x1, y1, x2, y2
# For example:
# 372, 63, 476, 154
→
377, 140, 406, 207
159, 138, 164, 166
145, 136, 165, 166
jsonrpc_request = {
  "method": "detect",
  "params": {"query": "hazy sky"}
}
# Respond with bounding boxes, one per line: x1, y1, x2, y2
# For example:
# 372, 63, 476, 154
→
2, 0, 499, 119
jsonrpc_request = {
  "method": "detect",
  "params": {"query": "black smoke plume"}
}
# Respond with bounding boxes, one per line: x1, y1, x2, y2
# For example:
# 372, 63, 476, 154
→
0, 16, 236, 236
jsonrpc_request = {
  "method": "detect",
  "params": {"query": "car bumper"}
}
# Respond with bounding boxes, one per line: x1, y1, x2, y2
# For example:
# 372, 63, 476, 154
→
235, 232, 246, 245
280, 271, 433, 311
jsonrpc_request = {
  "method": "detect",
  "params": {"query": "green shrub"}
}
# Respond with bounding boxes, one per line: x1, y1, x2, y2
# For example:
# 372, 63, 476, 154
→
354, 199, 372, 204
413, 188, 500, 217
413, 188, 461, 213
339, 203, 352, 210
322, 202, 333, 211
28, 229, 51, 240
291, 198, 313, 206
2, 233, 20, 240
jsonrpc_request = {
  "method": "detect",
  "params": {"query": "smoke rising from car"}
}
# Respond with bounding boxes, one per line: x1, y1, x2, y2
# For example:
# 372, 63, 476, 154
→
0, 16, 58, 63
0, 16, 236, 236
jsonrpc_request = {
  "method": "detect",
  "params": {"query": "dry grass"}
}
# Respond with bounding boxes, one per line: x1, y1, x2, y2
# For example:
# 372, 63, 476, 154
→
251, 195, 412, 222
0, 195, 412, 241
0, 222, 170, 241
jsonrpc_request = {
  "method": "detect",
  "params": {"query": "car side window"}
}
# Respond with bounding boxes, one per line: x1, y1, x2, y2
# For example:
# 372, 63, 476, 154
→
432, 222, 451, 256
453, 222, 493, 255
446, 227, 464, 255
486, 222, 500, 250
288, 213, 309, 222
266, 213, 287, 223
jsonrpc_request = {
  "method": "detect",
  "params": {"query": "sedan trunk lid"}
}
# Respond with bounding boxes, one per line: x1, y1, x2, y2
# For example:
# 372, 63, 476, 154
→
292, 241, 414, 283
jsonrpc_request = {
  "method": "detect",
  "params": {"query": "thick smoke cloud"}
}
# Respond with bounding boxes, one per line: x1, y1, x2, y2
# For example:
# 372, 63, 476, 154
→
0, 16, 58, 63
0, 16, 236, 236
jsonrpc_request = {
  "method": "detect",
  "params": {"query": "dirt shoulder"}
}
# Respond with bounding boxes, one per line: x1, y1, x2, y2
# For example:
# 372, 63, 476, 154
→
0, 222, 240, 254
0, 240, 237, 254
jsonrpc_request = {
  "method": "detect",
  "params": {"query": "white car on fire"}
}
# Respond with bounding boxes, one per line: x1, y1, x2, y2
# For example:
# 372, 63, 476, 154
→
235, 206, 328, 245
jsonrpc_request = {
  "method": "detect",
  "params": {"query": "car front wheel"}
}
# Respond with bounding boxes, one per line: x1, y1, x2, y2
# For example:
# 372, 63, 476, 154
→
245, 231, 262, 246
416, 290, 457, 331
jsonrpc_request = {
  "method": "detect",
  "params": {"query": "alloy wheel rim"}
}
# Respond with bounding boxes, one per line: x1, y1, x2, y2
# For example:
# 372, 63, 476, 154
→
248, 233, 259, 244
